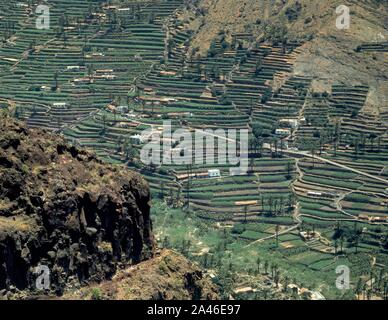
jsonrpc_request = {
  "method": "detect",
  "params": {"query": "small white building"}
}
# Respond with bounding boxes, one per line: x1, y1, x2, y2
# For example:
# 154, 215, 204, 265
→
66, 66, 80, 71
53, 102, 67, 108
74, 78, 93, 85
131, 130, 160, 144
307, 191, 323, 197
117, 105, 129, 114
208, 169, 221, 178
16, 2, 28, 8
279, 118, 298, 128
103, 74, 117, 80
96, 69, 113, 74
130, 134, 143, 145
275, 128, 291, 136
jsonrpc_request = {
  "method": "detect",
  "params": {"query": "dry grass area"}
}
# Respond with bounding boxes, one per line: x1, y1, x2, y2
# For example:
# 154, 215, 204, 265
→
62, 249, 219, 300
0, 216, 37, 234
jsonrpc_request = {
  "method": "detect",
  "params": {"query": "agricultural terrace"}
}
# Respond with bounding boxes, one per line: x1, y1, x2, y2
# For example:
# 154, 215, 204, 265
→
0, 0, 387, 299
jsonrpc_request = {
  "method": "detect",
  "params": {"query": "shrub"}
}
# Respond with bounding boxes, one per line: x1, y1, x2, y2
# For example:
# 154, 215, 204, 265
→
91, 288, 103, 300
285, 2, 302, 22
232, 224, 245, 234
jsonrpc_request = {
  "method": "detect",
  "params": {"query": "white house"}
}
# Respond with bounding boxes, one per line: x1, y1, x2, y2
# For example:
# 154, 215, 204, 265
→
53, 102, 67, 108
74, 78, 92, 85
117, 105, 129, 114
279, 118, 298, 128
275, 128, 291, 136
66, 66, 80, 71
130, 134, 143, 145
208, 169, 221, 178
307, 191, 322, 197
103, 74, 117, 80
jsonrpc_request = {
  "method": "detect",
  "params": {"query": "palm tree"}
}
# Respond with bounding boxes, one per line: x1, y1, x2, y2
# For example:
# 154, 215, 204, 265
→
264, 261, 269, 274
53, 71, 59, 91
256, 257, 261, 273
310, 145, 317, 168
353, 235, 359, 253
340, 235, 344, 253
267, 197, 273, 216
355, 279, 363, 300
369, 134, 376, 152
275, 224, 280, 246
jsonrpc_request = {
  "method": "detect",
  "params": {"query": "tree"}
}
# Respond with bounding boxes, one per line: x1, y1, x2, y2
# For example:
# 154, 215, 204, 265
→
53, 71, 59, 91
369, 133, 377, 152
186, 164, 192, 209
267, 197, 274, 216
255, 57, 263, 76
159, 181, 165, 200
148, 12, 156, 24
377, 136, 381, 153
353, 234, 359, 253
101, 112, 107, 135
63, 32, 68, 48
355, 278, 363, 300
283, 276, 289, 293
208, 40, 218, 57
87, 64, 94, 78
286, 161, 293, 179
162, 236, 170, 248
287, 194, 296, 212
256, 257, 261, 273
249, 155, 255, 173
275, 224, 280, 246
340, 235, 344, 253
263, 260, 269, 274
244, 205, 248, 223
310, 145, 317, 168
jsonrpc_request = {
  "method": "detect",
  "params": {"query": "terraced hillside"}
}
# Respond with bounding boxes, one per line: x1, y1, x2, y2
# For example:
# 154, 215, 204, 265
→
1, 0, 184, 130
0, 0, 387, 300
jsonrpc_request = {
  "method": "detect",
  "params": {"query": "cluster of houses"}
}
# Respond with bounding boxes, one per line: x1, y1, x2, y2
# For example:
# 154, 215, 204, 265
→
94, 69, 117, 80
275, 117, 304, 137
176, 169, 221, 181
358, 214, 388, 223
68, 66, 117, 85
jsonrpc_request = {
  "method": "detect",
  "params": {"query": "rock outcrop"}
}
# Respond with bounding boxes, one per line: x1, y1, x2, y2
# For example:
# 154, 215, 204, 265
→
0, 114, 154, 296
62, 249, 220, 300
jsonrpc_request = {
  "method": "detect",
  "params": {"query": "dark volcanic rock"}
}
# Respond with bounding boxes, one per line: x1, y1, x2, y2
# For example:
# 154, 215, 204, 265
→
0, 115, 154, 296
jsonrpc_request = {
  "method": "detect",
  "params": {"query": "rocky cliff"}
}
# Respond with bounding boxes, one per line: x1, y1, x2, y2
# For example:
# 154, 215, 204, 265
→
0, 114, 154, 296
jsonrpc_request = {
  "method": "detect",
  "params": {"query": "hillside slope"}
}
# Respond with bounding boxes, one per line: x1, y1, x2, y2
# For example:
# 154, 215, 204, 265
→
62, 249, 219, 300
185, 0, 387, 114
0, 113, 154, 295
0, 113, 218, 299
